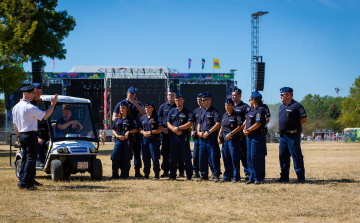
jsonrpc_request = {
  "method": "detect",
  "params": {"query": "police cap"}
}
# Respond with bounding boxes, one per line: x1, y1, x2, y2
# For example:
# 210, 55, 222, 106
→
233, 88, 242, 94
197, 93, 203, 98
33, 83, 42, 89
168, 88, 176, 93
128, 87, 136, 94
202, 92, 212, 98
145, 101, 154, 106
280, 87, 293, 93
225, 98, 235, 105
20, 85, 36, 93
175, 93, 183, 99
251, 91, 262, 99
119, 100, 128, 106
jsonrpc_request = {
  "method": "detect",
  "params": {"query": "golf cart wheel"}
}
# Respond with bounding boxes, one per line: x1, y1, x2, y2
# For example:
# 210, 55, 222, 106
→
91, 158, 103, 180
15, 159, 21, 179
51, 159, 63, 181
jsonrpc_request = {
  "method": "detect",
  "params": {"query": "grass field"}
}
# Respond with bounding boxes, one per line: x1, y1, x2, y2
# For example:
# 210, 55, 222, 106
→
0, 141, 359, 222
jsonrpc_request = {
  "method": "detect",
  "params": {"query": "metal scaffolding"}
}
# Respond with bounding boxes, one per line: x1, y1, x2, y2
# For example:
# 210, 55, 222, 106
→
251, 11, 268, 92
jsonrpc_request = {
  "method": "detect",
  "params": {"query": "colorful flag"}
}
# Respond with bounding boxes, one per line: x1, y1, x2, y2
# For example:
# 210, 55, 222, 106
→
52, 59, 55, 69
213, 59, 220, 69
188, 58, 191, 69
202, 58, 205, 69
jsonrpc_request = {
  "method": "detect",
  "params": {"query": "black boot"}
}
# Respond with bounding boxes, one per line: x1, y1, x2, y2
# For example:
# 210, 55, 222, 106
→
160, 171, 169, 178
135, 169, 143, 178
153, 173, 160, 181
144, 173, 149, 179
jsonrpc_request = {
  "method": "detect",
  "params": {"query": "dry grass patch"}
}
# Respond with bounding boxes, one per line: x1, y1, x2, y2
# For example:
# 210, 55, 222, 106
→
0, 142, 359, 222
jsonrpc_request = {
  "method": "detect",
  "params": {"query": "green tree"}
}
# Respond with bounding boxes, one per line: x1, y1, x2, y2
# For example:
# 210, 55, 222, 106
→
22, 0, 76, 64
0, 0, 38, 93
338, 75, 360, 127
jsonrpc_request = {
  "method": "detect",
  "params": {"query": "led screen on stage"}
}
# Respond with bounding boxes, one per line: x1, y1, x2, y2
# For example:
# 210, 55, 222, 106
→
180, 84, 227, 115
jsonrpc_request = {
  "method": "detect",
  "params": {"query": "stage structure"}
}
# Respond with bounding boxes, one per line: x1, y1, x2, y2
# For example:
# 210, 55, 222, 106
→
251, 11, 268, 92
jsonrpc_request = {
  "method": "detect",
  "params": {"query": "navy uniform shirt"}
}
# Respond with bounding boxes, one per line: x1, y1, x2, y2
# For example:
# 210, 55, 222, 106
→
30, 100, 38, 106
167, 107, 193, 129
234, 101, 249, 123
245, 106, 266, 135
112, 116, 137, 136
55, 117, 78, 136
248, 104, 271, 118
221, 111, 242, 134
114, 100, 144, 120
278, 99, 307, 132
199, 105, 221, 132
139, 115, 160, 132
192, 107, 204, 131
158, 102, 177, 127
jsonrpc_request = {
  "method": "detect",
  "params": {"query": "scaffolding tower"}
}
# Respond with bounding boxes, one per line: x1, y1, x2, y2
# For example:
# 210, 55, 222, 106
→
251, 11, 268, 92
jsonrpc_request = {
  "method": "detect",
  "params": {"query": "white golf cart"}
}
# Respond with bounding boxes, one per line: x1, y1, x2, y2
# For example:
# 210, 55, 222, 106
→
14, 95, 103, 181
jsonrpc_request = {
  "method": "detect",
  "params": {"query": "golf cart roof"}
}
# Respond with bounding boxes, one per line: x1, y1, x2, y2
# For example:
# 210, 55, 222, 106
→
40, 95, 91, 104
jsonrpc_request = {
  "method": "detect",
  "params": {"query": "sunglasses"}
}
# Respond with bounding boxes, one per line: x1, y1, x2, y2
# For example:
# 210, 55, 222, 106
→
280, 94, 288, 97
202, 99, 210, 102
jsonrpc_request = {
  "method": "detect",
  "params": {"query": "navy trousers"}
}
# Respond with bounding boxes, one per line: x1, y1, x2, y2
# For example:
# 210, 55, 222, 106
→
142, 137, 160, 175
161, 132, 184, 173
132, 132, 142, 170
240, 136, 250, 176
199, 136, 221, 177
192, 137, 200, 172
169, 135, 192, 179
38, 141, 47, 164
247, 134, 266, 182
18, 131, 38, 188
222, 138, 241, 181
279, 134, 305, 180
111, 139, 133, 178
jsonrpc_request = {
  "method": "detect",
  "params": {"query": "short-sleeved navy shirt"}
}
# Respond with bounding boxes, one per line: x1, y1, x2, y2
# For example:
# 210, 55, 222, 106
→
139, 115, 160, 132
167, 107, 193, 129
278, 99, 307, 132
114, 99, 144, 120
248, 104, 271, 118
192, 107, 203, 131
245, 106, 266, 135
199, 105, 221, 132
234, 101, 249, 123
158, 102, 176, 127
55, 117, 78, 136
221, 112, 242, 134
112, 116, 137, 136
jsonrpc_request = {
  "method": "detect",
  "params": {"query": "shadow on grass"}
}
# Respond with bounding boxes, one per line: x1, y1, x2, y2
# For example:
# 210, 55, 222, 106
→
0, 149, 16, 158
262, 178, 358, 185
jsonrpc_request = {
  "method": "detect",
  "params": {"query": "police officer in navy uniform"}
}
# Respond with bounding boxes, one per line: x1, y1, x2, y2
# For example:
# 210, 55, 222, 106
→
196, 92, 222, 182
167, 94, 194, 181
13, 85, 58, 190
191, 93, 204, 178
139, 101, 163, 180
243, 91, 266, 185
232, 88, 250, 180
158, 89, 185, 178
276, 87, 308, 183
111, 100, 138, 180
217, 98, 243, 183
112, 87, 145, 178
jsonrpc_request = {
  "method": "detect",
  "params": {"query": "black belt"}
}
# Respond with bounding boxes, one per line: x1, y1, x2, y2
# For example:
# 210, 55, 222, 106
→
148, 134, 160, 139
279, 129, 299, 134
20, 131, 36, 134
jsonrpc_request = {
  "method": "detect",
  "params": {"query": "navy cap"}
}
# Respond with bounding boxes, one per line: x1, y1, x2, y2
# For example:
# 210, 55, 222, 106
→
168, 88, 176, 93
233, 88, 242, 94
20, 85, 35, 93
128, 87, 136, 94
33, 83, 42, 89
202, 92, 212, 98
280, 87, 293, 93
119, 100, 128, 106
175, 93, 183, 99
225, 98, 235, 105
145, 101, 154, 106
251, 91, 262, 99
197, 93, 203, 98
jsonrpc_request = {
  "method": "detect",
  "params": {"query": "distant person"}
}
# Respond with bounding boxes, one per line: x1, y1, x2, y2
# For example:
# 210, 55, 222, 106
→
99, 131, 106, 146
321, 132, 325, 141
276, 87, 308, 184
55, 107, 83, 135
335, 132, 340, 143
312, 132, 315, 142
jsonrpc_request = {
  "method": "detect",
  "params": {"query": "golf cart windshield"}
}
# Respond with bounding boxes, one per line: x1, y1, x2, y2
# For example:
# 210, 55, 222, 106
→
45, 102, 98, 142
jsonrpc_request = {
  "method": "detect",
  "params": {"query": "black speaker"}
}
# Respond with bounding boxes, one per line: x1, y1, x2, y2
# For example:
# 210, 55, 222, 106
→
32, 62, 42, 84
255, 62, 265, 91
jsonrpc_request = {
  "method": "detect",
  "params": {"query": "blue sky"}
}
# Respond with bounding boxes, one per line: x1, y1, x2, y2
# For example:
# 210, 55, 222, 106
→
18, 0, 360, 104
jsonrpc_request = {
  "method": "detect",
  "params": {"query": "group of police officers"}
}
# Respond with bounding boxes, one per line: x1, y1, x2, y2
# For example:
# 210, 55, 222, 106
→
110, 86, 308, 184
12, 83, 307, 190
